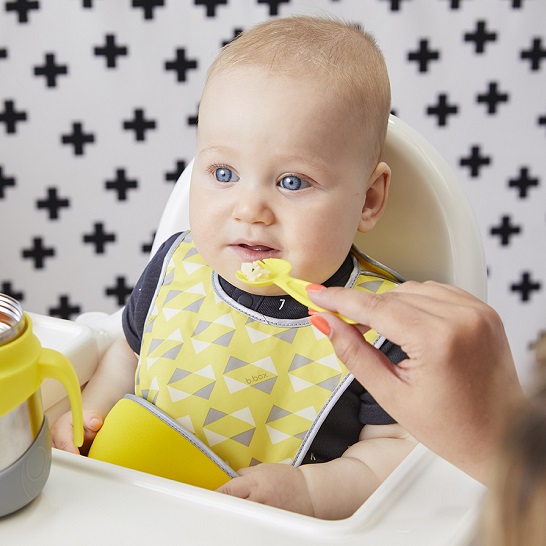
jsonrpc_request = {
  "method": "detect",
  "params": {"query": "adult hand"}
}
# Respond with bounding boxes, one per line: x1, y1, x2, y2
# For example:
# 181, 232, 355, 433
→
307, 281, 527, 483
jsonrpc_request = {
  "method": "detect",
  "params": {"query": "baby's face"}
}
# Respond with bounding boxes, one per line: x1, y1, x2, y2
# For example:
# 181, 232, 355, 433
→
190, 65, 380, 295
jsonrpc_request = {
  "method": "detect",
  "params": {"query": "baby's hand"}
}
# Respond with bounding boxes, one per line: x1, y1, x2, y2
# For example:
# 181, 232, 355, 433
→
50, 409, 103, 455
217, 463, 314, 516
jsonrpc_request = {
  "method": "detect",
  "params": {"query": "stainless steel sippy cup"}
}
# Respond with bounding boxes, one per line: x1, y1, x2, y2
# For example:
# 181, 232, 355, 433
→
0, 294, 83, 517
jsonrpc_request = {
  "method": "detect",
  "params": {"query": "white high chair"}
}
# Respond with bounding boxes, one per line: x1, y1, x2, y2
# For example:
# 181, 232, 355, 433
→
18, 115, 487, 546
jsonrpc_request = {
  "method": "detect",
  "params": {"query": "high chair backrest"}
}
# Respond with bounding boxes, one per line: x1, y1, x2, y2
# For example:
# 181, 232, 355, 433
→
152, 115, 487, 300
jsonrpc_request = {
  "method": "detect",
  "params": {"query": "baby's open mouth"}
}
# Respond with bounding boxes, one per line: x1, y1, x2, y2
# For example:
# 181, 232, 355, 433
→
232, 243, 279, 262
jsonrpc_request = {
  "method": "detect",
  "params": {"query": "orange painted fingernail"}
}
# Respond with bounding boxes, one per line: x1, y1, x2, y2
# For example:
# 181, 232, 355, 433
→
308, 308, 318, 316
306, 283, 326, 292
310, 314, 331, 336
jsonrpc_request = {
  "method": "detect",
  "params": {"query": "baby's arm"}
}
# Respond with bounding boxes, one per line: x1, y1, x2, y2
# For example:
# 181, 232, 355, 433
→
218, 423, 416, 519
50, 336, 138, 454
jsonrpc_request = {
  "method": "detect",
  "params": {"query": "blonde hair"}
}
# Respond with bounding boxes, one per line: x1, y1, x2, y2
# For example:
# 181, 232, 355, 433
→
204, 16, 391, 165
482, 382, 546, 546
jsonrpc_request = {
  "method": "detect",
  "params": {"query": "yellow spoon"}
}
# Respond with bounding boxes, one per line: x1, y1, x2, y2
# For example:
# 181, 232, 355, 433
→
236, 258, 357, 324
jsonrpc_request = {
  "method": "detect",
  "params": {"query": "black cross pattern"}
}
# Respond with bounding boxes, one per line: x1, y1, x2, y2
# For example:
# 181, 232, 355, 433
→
511, 271, 542, 302
194, 0, 227, 17
506, 0, 525, 7
476, 82, 509, 114
123, 109, 157, 141
105, 276, 134, 306
464, 20, 497, 54
61, 122, 95, 155
22, 237, 55, 269
490, 215, 521, 246
539, 111, 546, 134
131, 0, 165, 20
164, 48, 198, 83
94, 34, 128, 69
378, 0, 410, 11
426, 93, 458, 126
36, 187, 70, 219
222, 29, 243, 48
508, 167, 539, 198
520, 38, 546, 71
0, 166, 16, 198
187, 105, 199, 127
0, 48, 7, 61
83, 222, 116, 254
48, 295, 81, 320
141, 232, 155, 255
0, 99, 28, 134
33, 53, 68, 87
442, 0, 467, 8
408, 39, 440, 73
80, 0, 93, 8
5, 0, 39, 23
459, 145, 491, 177
165, 160, 187, 184
257, 0, 290, 16
0, 282, 24, 302
105, 169, 138, 200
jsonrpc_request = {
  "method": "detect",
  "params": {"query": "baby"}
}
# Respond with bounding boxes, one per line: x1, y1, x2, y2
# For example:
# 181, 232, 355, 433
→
52, 16, 416, 519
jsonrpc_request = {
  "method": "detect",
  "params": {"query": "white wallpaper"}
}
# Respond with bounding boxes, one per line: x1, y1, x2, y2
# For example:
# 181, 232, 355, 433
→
0, 0, 544, 385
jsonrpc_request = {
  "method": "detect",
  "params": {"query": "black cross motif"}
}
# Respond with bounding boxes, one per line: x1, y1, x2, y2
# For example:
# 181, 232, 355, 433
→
508, 167, 539, 198
141, 232, 155, 255
123, 109, 156, 141
165, 48, 198, 83
490, 215, 521, 246
378, 0, 410, 10
165, 160, 187, 184
464, 20, 497, 54
506, 0, 524, 7
510, 272, 541, 302
520, 38, 546, 71
407, 39, 440, 73
539, 111, 546, 134
222, 29, 243, 48
0, 166, 16, 198
105, 168, 138, 200
459, 145, 491, 177
0, 48, 7, 61
94, 34, 128, 69
131, 0, 164, 20
83, 222, 116, 254
22, 237, 55, 269
33, 53, 68, 88
257, 0, 290, 15
194, 0, 227, 17
61, 122, 95, 155
0, 99, 28, 134
81, 0, 93, 8
476, 82, 509, 114
187, 106, 199, 127
48, 295, 81, 320
442, 0, 466, 8
5, 0, 39, 23
36, 187, 70, 219
0, 282, 24, 302
426, 94, 458, 126
105, 276, 134, 306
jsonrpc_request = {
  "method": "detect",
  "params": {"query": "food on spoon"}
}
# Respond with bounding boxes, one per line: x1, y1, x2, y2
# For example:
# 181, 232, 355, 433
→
240, 261, 270, 282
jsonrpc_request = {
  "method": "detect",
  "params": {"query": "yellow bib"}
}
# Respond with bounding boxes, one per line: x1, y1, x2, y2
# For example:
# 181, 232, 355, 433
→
136, 233, 399, 471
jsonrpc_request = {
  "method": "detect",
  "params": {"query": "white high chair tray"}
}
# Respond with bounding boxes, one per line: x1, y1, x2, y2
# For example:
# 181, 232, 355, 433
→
1, 443, 483, 545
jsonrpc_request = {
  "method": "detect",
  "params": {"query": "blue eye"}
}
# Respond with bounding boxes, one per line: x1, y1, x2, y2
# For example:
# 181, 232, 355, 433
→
278, 175, 309, 191
214, 167, 239, 183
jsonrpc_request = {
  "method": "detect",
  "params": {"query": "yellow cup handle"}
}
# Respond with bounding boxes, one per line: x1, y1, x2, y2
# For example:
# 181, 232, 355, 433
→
38, 348, 84, 447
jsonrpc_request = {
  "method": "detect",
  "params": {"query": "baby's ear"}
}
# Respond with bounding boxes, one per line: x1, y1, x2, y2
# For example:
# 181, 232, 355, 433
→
358, 162, 391, 233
